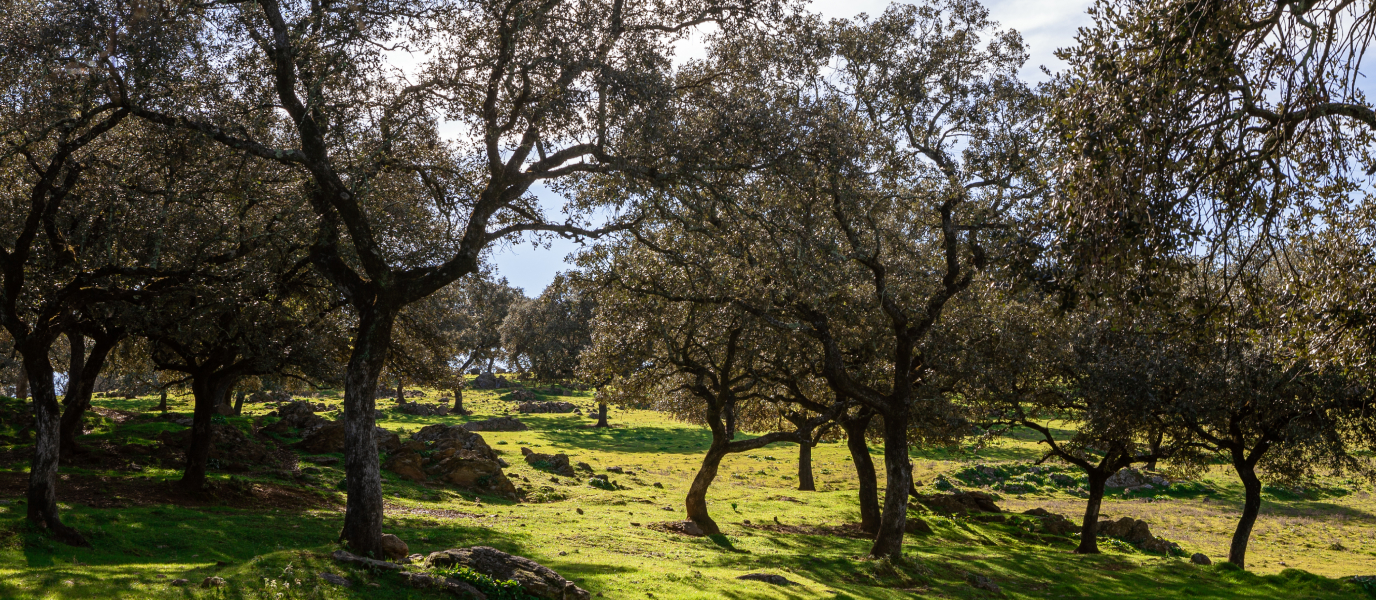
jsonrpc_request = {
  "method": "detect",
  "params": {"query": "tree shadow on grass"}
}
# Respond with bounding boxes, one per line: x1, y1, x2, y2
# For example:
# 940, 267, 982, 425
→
540, 424, 719, 455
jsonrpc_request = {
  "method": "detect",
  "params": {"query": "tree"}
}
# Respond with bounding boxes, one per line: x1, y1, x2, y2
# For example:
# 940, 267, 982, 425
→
591, 0, 1041, 557
124, 0, 768, 555
582, 262, 841, 534
502, 274, 595, 382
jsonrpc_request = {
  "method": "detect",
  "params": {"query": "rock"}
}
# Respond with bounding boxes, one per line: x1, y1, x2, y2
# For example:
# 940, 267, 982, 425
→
1095, 517, 1154, 544
905, 517, 933, 534
170, 578, 189, 586
1022, 508, 1077, 535
605, 466, 624, 474
1191, 553, 1212, 565
382, 425, 519, 499
298, 421, 401, 454
462, 416, 529, 432
1330, 541, 1347, 551
331, 549, 404, 571
397, 402, 450, 416
1105, 467, 1148, 489
155, 422, 272, 470
511, 389, 538, 402
915, 491, 1002, 515
576, 462, 592, 471
738, 573, 794, 585
200, 576, 225, 588
1140, 536, 1182, 555
473, 372, 512, 390
967, 574, 1001, 593
384, 451, 427, 482
401, 572, 487, 598
379, 534, 409, 560
1124, 483, 1156, 496
319, 572, 351, 587
424, 546, 591, 600
524, 450, 576, 477
517, 401, 577, 413
1050, 473, 1077, 487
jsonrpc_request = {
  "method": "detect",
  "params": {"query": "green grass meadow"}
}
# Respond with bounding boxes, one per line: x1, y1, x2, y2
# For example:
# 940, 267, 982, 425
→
0, 385, 1373, 599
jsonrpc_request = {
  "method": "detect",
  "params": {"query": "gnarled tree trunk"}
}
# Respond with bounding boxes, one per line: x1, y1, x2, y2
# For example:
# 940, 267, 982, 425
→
1228, 460, 1263, 568
338, 306, 396, 558
595, 400, 609, 428
233, 390, 246, 416
156, 388, 168, 412
843, 412, 880, 535
868, 408, 911, 559
16, 363, 27, 400
58, 331, 118, 459
686, 444, 729, 535
1076, 471, 1110, 554
181, 372, 237, 490
451, 384, 465, 414
797, 441, 815, 492
23, 347, 87, 546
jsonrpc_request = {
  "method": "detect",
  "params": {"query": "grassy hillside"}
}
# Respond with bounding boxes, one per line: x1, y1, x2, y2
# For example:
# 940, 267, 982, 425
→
0, 385, 1372, 599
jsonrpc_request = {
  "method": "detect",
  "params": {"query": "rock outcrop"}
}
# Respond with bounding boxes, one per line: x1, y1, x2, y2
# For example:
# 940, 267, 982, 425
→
424, 546, 591, 600
1022, 508, 1078, 535
297, 420, 401, 454
521, 446, 575, 476
462, 416, 529, 432
518, 401, 577, 414
381, 424, 519, 500
913, 491, 1002, 515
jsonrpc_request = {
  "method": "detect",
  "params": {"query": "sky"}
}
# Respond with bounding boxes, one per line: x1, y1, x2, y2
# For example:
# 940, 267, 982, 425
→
490, 0, 1095, 296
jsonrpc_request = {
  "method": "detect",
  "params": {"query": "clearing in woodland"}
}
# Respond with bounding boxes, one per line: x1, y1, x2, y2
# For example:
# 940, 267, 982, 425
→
0, 384, 1372, 599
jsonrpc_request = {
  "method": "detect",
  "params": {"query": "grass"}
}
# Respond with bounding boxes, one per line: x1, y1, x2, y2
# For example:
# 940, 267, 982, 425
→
0, 384, 1372, 599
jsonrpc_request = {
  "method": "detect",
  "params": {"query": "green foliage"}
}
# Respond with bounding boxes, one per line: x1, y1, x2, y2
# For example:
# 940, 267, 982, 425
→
434, 566, 536, 600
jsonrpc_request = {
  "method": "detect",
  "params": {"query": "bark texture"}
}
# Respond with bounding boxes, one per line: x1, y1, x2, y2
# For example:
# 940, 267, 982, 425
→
1228, 462, 1263, 567
797, 441, 815, 492
868, 410, 911, 558
23, 350, 88, 546
1076, 472, 1109, 554
337, 307, 395, 558
843, 412, 880, 535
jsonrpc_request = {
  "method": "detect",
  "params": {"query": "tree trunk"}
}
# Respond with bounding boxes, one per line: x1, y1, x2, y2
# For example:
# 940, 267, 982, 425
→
1228, 461, 1263, 568
156, 388, 168, 412
1145, 431, 1163, 471
797, 441, 816, 492
22, 348, 87, 546
181, 372, 235, 490
594, 400, 609, 428
724, 403, 736, 440
396, 382, 404, 404
843, 413, 881, 535
16, 363, 27, 400
868, 409, 911, 559
685, 443, 729, 535
450, 385, 464, 414
338, 306, 396, 558
59, 332, 116, 458
57, 331, 86, 458
1076, 471, 1109, 554
233, 390, 246, 416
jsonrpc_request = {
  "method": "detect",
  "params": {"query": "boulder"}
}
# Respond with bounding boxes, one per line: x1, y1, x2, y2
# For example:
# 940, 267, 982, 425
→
298, 421, 401, 454
155, 422, 271, 470
511, 389, 537, 403
383, 451, 427, 482
462, 416, 529, 432
380, 534, 409, 560
737, 573, 794, 585
915, 491, 1002, 515
1191, 553, 1211, 565
1140, 536, 1182, 555
1050, 473, 1077, 487
1095, 517, 1154, 544
1022, 508, 1078, 535
520, 447, 575, 477
382, 425, 518, 499
200, 576, 226, 588
1105, 467, 1148, 489
473, 372, 511, 390
399, 572, 485, 597
318, 572, 351, 587
424, 546, 591, 600
517, 401, 577, 414
396, 402, 450, 416
904, 517, 933, 534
